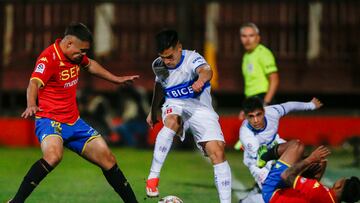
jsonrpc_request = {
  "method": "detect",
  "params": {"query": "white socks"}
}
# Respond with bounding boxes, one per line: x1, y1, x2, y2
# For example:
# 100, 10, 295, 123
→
214, 161, 232, 203
148, 127, 176, 179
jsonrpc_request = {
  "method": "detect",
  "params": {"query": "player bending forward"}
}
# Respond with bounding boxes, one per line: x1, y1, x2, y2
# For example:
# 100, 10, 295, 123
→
9, 23, 138, 203
145, 29, 232, 203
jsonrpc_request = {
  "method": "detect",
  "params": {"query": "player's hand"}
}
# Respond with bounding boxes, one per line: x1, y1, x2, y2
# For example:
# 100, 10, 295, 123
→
238, 110, 245, 120
191, 80, 205, 92
146, 112, 159, 128
116, 75, 140, 85
21, 105, 42, 119
311, 97, 323, 109
307, 145, 330, 163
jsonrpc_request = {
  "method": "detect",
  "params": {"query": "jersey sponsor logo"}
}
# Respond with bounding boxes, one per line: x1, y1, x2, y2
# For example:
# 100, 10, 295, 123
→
39, 57, 48, 63
192, 56, 205, 64
60, 65, 80, 81
64, 78, 79, 88
300, 177, 307, 183
35, 63, 46, 74
165, 79, 210, 99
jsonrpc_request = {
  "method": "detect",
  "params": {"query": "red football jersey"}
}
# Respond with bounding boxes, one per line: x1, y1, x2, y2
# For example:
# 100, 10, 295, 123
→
270, 176, 337, 203
31, 39, 90, 124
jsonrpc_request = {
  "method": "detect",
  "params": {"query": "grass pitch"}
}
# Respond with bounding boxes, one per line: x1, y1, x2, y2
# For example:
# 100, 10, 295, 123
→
0, 147, 359, 203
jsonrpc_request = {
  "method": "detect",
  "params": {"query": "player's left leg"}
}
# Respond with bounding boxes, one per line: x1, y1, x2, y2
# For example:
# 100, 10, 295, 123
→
202, 140, 232, 203
81, 136, 138, 203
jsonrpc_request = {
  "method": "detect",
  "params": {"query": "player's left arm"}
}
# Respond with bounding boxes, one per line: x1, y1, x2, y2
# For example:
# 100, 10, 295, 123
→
86, 59, 139, 85
192, 65, 212, 92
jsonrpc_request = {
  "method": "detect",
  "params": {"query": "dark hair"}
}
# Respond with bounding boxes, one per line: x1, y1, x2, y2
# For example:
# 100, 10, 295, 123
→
64, 22, 93, 43
155, 29, 179, 53
341, 176, 360, 203
242, 97, 264, 114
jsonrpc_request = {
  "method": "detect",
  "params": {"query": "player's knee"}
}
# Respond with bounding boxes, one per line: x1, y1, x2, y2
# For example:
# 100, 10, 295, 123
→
164, 115, 181, 131
290, 139, 304, 153
208, 144, 226, 164
102, 151, 117, 168
210, 150, 226, 164
43, 151, 63, 166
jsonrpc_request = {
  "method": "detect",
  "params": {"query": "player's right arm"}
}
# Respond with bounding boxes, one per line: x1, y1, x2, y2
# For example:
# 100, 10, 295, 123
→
240, 126, 269, 184
147, 82, 164, 128
21, 79, 42, 118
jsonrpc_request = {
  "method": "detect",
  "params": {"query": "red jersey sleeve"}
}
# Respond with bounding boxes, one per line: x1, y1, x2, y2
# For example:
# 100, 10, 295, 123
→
31, 55, 55, 87
293, 176, 336, 203
80, 55, 90, 68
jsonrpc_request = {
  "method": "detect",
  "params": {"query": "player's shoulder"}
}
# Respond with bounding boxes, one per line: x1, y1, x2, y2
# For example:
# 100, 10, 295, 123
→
265, 105, 284, 117
185, 49, 203, 61
151, 57, 169, 78
152, 57, 164, 68
36, 44, 58, 64
240, 121, 253, 137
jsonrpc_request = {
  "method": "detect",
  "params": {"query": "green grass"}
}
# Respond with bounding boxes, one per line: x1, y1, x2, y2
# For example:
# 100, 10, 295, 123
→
0, 147, 359, 203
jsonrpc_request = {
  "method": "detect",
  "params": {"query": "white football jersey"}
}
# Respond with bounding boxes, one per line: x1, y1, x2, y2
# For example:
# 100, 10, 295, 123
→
239, 101, 316, 186
152, 50, 213, 109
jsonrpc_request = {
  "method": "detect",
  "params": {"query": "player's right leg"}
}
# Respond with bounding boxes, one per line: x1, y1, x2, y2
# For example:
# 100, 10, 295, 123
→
146, 113, 180, 197
10, 135, 63, 203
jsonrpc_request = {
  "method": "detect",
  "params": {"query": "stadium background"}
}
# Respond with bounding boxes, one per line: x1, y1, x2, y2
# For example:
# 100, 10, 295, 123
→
0, 1, 359, 202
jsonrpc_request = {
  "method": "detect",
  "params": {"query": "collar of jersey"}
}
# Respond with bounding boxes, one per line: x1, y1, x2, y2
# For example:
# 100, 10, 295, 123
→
247, 116, 268, 134
166, 50, 185, 70
53, 38, 67, 61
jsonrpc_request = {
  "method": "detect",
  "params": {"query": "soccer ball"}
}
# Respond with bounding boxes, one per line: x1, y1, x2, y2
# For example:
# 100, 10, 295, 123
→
158, 195, 183, 203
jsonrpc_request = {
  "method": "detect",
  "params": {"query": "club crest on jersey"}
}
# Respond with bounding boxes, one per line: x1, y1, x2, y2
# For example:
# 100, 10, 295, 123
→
35, 63, 45, 74
247, 63, 254, 73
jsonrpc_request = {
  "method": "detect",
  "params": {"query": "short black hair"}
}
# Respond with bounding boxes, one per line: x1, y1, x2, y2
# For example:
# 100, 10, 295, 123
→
155, 29, 179, 53
242, 97, 264, 114
341, 176, 360, 203
64, 22, 93, 43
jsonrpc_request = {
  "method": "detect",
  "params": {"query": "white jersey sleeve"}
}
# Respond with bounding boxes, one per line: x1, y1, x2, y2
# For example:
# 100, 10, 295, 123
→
188, 51, 209, 73
267, 101, 316, 118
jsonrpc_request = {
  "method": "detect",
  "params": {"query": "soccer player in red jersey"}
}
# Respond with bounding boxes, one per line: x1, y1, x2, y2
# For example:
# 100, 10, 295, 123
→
261, 140, 360, 203
9, 23, 139, 203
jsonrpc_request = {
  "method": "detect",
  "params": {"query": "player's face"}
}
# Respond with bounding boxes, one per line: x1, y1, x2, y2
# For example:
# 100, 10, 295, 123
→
159, 43, 182, 68
240, 27, 260, 51
246, 109, 265, 129
65, 37, 90, 64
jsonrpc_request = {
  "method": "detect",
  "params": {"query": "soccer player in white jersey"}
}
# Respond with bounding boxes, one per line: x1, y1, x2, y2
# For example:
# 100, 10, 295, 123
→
145, 29, 232, 203
238, 96, 322, 203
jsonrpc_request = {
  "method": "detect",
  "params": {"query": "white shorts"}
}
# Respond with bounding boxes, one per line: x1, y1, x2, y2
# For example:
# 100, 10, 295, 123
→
161, 100, 224, 151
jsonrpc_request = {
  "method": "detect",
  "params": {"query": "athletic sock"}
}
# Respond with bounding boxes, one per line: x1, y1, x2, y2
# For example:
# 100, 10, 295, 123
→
261, 144, 280, 162
214, 161, 232, 203
12, 158, 53, 203
148, 127, 176, 179
102, 164, 138, 203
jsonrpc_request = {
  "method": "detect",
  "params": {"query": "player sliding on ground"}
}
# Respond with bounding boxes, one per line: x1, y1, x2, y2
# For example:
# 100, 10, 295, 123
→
9, 23, 138, 203
145, 29, 232, 203
260, 140, 360, 203
238, 97, 322, 203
